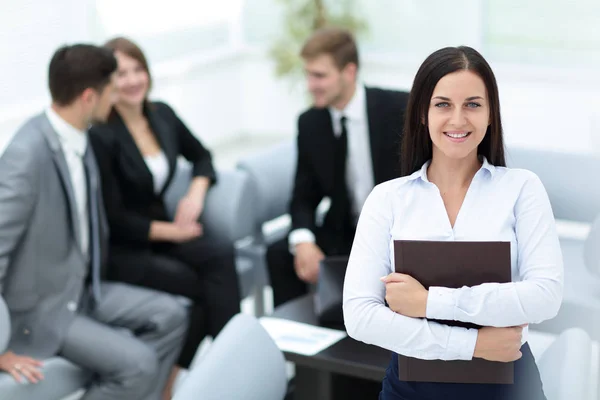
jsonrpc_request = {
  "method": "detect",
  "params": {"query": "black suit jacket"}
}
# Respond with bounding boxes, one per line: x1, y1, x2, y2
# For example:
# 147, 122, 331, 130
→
89, 101, 216, 247
290, 87, 409, 253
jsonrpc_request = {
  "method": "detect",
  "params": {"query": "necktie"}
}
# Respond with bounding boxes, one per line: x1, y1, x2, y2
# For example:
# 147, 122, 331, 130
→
83, 148, 102, 303
330, 116, 351, 253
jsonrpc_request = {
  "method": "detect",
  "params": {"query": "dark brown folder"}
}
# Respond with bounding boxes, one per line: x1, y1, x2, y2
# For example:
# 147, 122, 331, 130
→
393, 240, 514, 384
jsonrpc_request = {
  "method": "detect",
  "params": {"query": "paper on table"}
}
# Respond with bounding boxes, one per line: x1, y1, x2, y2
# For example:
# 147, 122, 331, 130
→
259, 317, 347, 356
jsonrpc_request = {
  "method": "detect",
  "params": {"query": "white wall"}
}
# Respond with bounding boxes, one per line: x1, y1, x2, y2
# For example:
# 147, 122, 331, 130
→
2, 46, 600, 159
2, 0, 600, 158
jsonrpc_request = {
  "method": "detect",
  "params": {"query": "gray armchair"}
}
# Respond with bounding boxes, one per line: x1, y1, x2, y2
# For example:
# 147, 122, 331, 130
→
163, 161, 262, 314
584, 214, 600, 278
236, 140, 297, 246
505, 147, 600, 223
0, 296, 91, 400
507, 147, 600, 339
173, 313, 287, 400
536, 328, 595, 400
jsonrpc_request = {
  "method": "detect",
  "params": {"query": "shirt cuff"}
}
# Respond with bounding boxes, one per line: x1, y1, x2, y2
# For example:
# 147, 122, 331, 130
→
426, 286, 457, 321
443, 326, 478, 361
288, 229, 316, 255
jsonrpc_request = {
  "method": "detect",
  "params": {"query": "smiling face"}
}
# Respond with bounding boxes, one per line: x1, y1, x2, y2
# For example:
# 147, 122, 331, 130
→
114, 50, 150, 108
428, 69, 490, 162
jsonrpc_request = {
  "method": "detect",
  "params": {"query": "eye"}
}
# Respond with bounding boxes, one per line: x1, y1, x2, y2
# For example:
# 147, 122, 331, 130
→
434, 102, 450, 108
466, 102, 481, 108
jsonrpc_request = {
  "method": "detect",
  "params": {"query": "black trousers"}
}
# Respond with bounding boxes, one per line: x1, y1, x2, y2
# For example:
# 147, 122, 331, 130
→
108, 236, 241, 368
380, 344, 546, 400
266, 237, 310, 308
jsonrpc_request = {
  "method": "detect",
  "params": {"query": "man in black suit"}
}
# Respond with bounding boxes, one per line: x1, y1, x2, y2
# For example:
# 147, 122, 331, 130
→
267, 27, 410, 307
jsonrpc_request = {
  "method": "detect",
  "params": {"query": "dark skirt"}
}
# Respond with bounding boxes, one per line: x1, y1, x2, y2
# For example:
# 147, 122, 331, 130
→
380, 343, 546, 400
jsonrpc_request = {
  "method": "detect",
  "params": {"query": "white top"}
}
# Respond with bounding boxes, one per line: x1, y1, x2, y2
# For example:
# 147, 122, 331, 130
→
289, 84, 374, 251
144, 151, 169, 194
46, 107, 89, 258
343, 158, 564, 361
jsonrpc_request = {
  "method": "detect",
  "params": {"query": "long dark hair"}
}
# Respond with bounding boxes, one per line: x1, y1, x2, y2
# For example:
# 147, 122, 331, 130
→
401, 46, 506, 176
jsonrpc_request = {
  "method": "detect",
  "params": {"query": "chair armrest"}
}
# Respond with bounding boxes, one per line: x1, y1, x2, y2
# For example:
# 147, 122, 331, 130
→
584, 213, 600, 277
0, 295, 10, 352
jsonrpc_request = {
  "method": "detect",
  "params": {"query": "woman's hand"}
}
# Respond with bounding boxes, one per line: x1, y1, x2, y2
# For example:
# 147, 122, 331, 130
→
149, 221, 202, 243
174, 195, 204, 227
381, 273, 428, 318
474, 325, 527, 362
170, 222, 203, 243
0, 351, 44, 383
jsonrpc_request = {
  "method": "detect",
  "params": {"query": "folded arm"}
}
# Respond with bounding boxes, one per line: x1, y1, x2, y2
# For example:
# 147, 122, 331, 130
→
343, 184, 478, 361
425, 175, 564, 327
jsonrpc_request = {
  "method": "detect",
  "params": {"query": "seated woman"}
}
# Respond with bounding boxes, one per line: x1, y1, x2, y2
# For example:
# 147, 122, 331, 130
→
89, 37, 241, 399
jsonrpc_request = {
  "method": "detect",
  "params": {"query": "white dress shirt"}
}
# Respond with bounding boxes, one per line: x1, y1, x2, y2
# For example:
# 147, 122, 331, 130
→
46, 107, 89, 258
343, 158, 564, 361
289, 85, 374, 251
144, 151, 170, 194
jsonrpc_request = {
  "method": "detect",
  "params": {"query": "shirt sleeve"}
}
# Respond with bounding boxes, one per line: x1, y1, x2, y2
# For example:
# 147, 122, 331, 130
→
426, 174, 564, 327
288, 228, 316, 254
343, 183, 478, 361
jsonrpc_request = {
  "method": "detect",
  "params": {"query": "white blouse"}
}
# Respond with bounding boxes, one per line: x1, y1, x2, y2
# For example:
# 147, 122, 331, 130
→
144, 151, 170, 194
342, 157, 564, 361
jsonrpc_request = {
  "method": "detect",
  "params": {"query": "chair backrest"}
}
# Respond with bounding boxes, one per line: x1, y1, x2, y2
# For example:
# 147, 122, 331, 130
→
505, 147, 600, 223
0, 296, 10, 352
164, 160, 258, 243
173, 313, 287, 400
236, 140, 297, 229
536, 327, 593, 400
584, 214, 600, 277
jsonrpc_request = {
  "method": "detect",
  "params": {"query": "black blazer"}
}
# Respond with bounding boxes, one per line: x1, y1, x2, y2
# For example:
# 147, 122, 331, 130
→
89, 101, 216, 247
290, 87, 409, 251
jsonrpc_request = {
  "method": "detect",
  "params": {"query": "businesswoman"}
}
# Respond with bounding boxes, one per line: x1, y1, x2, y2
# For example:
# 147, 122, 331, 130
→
89, 37, 241, 399
343, 46, 563, 400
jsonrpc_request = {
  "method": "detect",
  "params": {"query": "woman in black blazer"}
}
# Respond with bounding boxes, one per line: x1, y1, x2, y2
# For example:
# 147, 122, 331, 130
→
89, 37, 240, 398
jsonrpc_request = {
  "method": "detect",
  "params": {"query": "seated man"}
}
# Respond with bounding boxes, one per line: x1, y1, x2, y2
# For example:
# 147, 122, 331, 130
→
267, 27, 410, 307
0, 44, 187, 400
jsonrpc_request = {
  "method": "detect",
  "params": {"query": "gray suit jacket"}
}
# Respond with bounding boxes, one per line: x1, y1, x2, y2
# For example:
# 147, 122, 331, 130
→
0, 113, 106, 359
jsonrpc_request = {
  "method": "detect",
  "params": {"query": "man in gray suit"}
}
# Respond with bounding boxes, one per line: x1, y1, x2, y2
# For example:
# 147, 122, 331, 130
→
0, 44, 188, 399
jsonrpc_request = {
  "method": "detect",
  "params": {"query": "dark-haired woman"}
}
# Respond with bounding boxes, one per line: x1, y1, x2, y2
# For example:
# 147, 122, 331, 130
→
343, 46, 563, 399
89, 37, 241, 399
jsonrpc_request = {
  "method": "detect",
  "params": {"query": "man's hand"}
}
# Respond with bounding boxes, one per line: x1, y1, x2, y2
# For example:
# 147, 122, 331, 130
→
381, 273, 428, 318
294, 242, 325, 284
474, 325, 527, 362
0, 351, 44, 383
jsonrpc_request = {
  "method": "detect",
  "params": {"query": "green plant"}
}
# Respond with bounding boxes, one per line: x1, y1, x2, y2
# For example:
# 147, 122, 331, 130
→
269, 0, 368, 82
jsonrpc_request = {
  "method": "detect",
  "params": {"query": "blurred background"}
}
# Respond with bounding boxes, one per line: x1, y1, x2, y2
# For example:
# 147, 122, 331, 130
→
1, 0, 599, 164
1, 2, 600, 398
